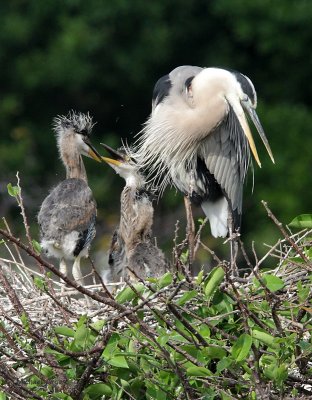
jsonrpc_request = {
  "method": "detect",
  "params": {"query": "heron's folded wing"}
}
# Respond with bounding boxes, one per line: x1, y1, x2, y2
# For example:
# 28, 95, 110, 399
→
38, 178, 97, 236
199, 105, 250, 215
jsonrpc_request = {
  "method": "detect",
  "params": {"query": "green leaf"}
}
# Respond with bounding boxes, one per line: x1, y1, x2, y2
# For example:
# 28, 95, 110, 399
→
195, 270, 204, 284
204, 266, 225, 298
252, 329, 277, 348
158, 272, 173, 288
40, 366, 55, 379
83, 383, 112, 399
0, 392, 7, 400
33, 276, 46, 291
263, 274, 284, 292
289, 214, 312, 229
76, 314, 88, 327
107, 355, 129, 368
198, 325, 210, 339
115, 284, 144, 304
157, 334, 169, 346
231, 333, 252, 362
175, 290, 197, 306
90, 319, 105, 332
186, 366, 212, 377
102, 333, 120, 358
20, 312, 30, 331
180, 250, 189, 264
275, 365, 288, 386
55, 326, 75, 337
32, 239, 41, 254
74, 324, 92, 350
297, 281, 310, 302
217, 357, 232, 373
206, 346, 227, 360
7, 183, 20, 197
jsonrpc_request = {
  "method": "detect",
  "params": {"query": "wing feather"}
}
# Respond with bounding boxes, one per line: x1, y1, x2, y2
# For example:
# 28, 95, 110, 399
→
199, 105, 250, 215
38, 178, 96, 242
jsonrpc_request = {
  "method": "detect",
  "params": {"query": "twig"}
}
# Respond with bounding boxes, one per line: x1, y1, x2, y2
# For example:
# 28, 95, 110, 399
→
262, 201, 312, 270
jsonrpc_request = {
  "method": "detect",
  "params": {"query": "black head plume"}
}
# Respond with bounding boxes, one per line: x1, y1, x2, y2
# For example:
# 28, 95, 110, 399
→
53, 111, 96, 137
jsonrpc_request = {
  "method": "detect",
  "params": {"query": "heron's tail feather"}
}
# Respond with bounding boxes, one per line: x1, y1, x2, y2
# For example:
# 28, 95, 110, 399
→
201, 197, 228, 238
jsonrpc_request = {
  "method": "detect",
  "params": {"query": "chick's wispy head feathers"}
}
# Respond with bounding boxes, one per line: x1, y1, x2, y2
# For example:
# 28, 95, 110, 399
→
53, 111, 95, 137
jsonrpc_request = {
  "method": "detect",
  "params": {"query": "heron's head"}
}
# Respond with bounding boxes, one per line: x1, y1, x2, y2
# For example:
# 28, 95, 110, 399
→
101, 144, 144, 187
183, 67, 274, 167
53, 111, 102, 163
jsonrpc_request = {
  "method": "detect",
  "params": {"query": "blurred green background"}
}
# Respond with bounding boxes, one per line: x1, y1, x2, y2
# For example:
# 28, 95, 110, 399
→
1, 0, 311, 266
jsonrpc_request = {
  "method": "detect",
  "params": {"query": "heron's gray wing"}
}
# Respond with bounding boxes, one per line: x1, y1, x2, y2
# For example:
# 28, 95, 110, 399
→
199, 105, 250, 216
38, 178, 97, 242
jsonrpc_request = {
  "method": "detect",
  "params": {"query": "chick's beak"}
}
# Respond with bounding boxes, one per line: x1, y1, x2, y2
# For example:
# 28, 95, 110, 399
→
101, 157, 123, 167
100, 143, 126, 161
84, 137, 103, 162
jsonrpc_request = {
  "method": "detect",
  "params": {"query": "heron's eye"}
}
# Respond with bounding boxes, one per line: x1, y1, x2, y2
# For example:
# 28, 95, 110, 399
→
79, 128, 88, 136
185, 76, 194, 93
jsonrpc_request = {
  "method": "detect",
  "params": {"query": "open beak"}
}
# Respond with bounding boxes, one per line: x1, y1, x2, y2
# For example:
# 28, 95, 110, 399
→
241, 102, 275, 167
84, 137, 103, 162
100, 143, 126, 166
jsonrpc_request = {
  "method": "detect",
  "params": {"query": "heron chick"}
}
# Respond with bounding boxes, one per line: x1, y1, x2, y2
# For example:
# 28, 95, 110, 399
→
133, 66, 275, 238
38, 111, 102, 287
101, 144, 167, 281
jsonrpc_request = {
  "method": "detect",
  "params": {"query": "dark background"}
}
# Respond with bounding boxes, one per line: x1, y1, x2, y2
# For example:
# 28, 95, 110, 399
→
1, 0, 311, 267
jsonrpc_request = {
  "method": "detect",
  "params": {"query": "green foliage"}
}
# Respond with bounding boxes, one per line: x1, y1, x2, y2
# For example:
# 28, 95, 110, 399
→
204, 266, 225, 297
1, 257, 311, 399
289, 214, 312, 229
31, 239, 41, 254
7, 183, 20, 198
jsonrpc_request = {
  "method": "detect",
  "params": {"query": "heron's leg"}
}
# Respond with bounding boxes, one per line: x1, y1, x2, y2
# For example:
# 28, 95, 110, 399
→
59, 258, 68, 295
184, 196, 195, 272
60, 258, 67, 276
72, 257, 92, 306
227, 210, 238, 278
72, 256, 83, 282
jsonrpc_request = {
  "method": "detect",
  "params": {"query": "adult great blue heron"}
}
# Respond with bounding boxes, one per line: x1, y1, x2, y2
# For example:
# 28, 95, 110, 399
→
38, 111, 102, 287
101, 144, 167, 281
133, 66, 275, 238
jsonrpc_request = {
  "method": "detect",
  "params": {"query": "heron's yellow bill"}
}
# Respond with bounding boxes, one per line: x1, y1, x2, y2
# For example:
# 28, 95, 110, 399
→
101, 156, 123, 166
83, 137, 103, 162
238, 113, 262, 167
240, 101, 275, 167
88, 148, 103, 163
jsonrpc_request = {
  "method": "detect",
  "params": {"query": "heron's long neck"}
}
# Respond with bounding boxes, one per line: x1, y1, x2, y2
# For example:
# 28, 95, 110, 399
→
65, 154, 88, 182
119, 178, 153, 252
60, 136, 87, 182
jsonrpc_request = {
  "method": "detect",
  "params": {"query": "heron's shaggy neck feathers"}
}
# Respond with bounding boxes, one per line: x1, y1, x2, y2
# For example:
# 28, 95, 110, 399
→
58, 132, 88, 182
133, 101, 227, 194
